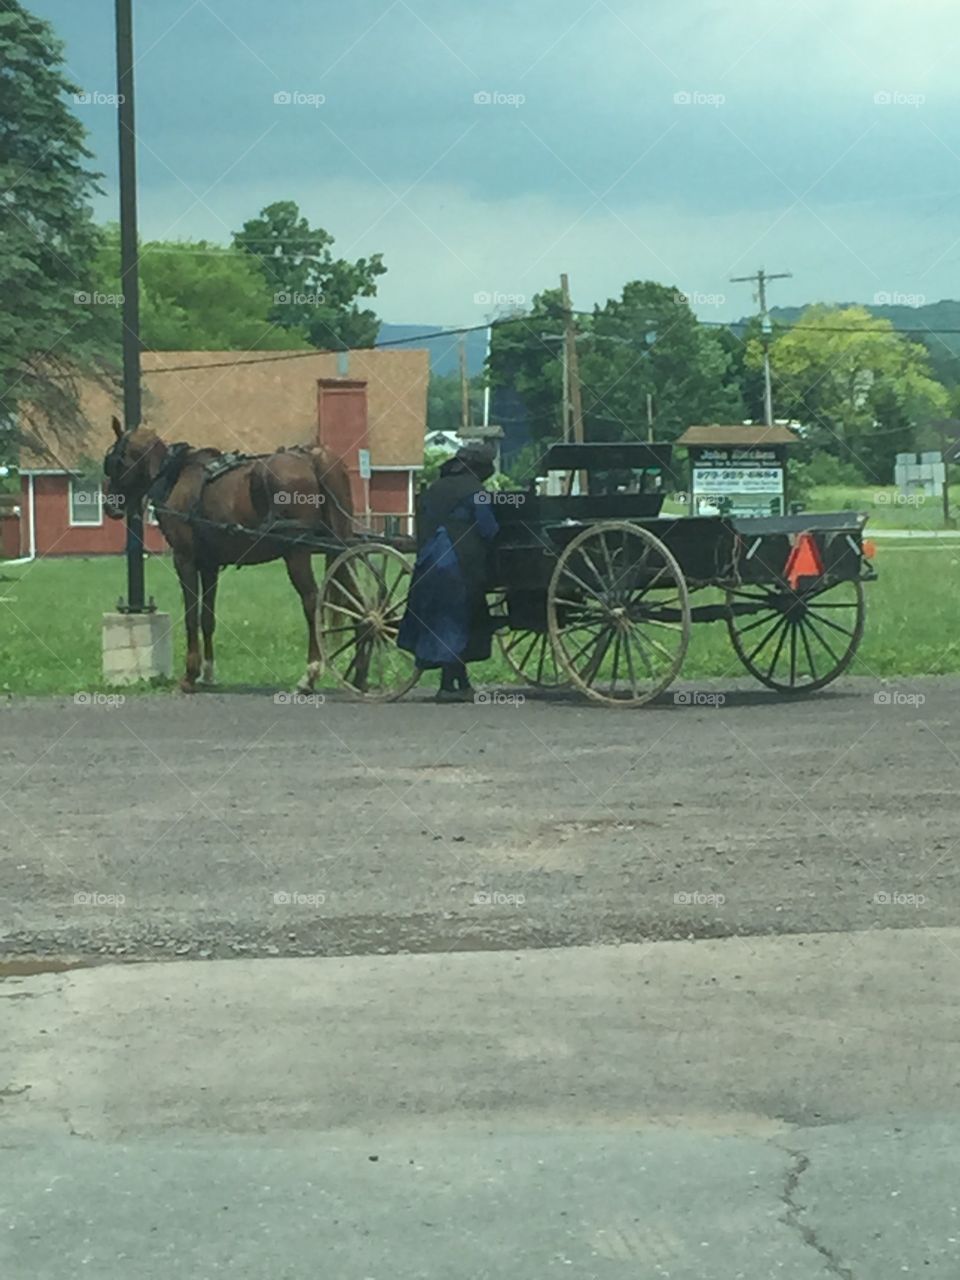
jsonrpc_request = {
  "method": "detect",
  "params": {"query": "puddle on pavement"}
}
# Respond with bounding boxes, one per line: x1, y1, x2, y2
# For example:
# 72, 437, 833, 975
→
0, 957, 91, 980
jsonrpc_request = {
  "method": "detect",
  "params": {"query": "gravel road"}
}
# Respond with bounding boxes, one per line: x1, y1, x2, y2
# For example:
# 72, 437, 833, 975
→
0, 676, 952, 963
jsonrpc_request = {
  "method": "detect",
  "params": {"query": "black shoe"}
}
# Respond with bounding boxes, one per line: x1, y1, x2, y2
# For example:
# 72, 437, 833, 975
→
435, 687, 473, 704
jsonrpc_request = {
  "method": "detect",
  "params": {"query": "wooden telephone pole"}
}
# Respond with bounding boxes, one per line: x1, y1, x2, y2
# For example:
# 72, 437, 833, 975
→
560, 273, 587, 493
560, 274, 585, 445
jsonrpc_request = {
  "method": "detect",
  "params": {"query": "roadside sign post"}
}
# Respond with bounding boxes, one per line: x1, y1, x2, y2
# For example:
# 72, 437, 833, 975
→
933, 420, 960, 529
358, 448, 371, 525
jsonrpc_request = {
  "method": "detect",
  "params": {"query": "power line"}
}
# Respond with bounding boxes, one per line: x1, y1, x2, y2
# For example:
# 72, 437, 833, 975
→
145, 319, 511, 375
143, 312, 960, 377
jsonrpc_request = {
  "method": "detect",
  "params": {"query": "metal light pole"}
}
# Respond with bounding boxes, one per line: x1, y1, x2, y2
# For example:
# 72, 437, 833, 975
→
114, 0, 150, 613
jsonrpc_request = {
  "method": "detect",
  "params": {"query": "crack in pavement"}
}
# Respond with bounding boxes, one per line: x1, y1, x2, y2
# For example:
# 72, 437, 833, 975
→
781, 1146, 855, 1280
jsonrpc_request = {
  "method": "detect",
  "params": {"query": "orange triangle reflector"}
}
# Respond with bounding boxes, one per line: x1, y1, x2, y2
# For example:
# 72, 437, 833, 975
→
784, 531, 824, 589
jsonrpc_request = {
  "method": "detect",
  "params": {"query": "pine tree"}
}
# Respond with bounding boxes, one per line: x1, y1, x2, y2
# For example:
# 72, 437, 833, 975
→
0, 3, 115, 453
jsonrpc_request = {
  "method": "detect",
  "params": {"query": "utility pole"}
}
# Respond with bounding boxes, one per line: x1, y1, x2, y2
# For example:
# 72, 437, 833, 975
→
482, 321, 492, 428
560, 274, 585, 445
560, 341, 571, 442
730, 267, 792, 428
646, 392, 654, 443
459, 336, 470, 433
560, 273, 587, 493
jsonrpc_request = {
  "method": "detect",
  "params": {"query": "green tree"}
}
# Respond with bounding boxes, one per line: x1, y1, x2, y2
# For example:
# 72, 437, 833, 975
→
233, 201, 386, 349
427, 370, 483, 434
756, 306, 948, 478
95, 226, 303, 351
487, 290, 569, 442
714, 319, 766, 424
489, 283, 742, 447
0, 4, 115, 443
581, 282, 742, 442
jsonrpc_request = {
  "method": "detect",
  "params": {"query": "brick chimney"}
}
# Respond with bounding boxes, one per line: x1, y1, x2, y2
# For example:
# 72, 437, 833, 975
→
316, 378, 369, 521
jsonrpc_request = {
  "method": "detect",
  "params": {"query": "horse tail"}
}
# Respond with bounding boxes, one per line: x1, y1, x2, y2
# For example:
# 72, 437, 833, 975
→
309, 446, 354, 540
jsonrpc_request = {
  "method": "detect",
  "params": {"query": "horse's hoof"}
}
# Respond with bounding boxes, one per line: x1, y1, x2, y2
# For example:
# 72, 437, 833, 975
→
179, 678, 198, 694
199, 661, 216, 686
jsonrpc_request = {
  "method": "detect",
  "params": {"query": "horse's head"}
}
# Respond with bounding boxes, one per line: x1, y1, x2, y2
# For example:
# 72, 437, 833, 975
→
102, 417, 166, 520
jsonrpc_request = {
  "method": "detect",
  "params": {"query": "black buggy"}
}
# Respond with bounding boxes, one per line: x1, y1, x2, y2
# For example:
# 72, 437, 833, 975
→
317, 442, 876, 706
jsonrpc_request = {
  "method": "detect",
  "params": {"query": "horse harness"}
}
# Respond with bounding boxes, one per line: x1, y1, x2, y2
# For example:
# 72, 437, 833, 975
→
145, 444, 353, 555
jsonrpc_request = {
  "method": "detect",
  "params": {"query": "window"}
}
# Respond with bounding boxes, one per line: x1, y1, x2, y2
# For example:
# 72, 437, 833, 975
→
68, 476, 103, 526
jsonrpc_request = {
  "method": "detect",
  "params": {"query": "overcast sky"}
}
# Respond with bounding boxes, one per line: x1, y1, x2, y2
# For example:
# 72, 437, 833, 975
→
33, 0, 960, 325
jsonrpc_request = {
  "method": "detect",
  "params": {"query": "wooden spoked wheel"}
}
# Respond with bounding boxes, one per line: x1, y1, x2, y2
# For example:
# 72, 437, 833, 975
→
487, 591, 566, 688
498, 628, 567, 687
547, 521, 691, 707
318, 544, 420, 701
726, 579, 865, 693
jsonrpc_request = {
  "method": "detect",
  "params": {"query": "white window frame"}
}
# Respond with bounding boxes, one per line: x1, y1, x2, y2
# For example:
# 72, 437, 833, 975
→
68, 476, 104, 527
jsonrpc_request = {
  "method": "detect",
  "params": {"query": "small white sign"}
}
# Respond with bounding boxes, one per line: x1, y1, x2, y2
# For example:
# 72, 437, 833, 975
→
358, 448, 371, 480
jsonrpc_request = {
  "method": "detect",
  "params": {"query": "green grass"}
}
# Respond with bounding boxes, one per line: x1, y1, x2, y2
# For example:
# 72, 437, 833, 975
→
1, 543, 959, 694
806, 484, 959, 530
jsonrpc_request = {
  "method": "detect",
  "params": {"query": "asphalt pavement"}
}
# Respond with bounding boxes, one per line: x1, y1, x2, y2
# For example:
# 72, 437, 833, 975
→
3, 930, 960, 1278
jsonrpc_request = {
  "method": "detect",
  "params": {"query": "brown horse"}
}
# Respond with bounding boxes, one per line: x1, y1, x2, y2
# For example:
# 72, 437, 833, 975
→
102, 417, 354, 693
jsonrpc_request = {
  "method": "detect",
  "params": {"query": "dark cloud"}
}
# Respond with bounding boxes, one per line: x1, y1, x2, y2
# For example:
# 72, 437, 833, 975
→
30, 0, 960, 317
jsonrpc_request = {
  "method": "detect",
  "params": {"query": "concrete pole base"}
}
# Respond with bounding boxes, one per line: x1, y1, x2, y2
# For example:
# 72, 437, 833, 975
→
102, 611, 174, 686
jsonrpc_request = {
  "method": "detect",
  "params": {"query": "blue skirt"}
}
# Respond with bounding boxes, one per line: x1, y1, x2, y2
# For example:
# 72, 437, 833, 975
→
397, 528, 495, 668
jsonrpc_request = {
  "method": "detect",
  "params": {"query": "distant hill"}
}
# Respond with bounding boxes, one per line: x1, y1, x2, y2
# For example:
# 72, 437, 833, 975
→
732, 300, 960, 350
764, 300, 960, 353
377, 323, 488, 376
732, 299, 960, 385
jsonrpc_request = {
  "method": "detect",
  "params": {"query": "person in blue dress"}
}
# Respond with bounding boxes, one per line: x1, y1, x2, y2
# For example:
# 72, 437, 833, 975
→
398, 443, 500, 702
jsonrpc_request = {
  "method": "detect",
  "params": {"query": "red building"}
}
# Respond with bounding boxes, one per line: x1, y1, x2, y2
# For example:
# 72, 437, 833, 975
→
10, 348, 428, 558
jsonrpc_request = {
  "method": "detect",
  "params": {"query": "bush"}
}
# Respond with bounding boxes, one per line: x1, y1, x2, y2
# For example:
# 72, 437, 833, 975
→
789, 450, 866, 505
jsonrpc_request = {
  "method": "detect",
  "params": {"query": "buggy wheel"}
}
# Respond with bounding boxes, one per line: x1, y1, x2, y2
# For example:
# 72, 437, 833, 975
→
318, 544, 421, 702
498, 628, 567, 687
726, 579, 865, 693
487, 591, 567, 688
547, 521, 690, 707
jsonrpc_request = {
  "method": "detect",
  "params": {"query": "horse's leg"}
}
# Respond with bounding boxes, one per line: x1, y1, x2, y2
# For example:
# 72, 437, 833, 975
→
199, 562, 219, 685
285, 550, 321, 692
175, 553, 202, 692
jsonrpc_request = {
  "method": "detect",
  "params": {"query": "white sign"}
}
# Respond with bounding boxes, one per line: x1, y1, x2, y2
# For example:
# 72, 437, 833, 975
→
692, 464, 784, 517
358, 448, 371, 480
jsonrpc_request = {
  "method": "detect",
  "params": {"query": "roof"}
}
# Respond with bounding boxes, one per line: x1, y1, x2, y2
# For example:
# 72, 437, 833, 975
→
425, 430, 461, 450
675, 423, 801, 447
21, 347, 429, 471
